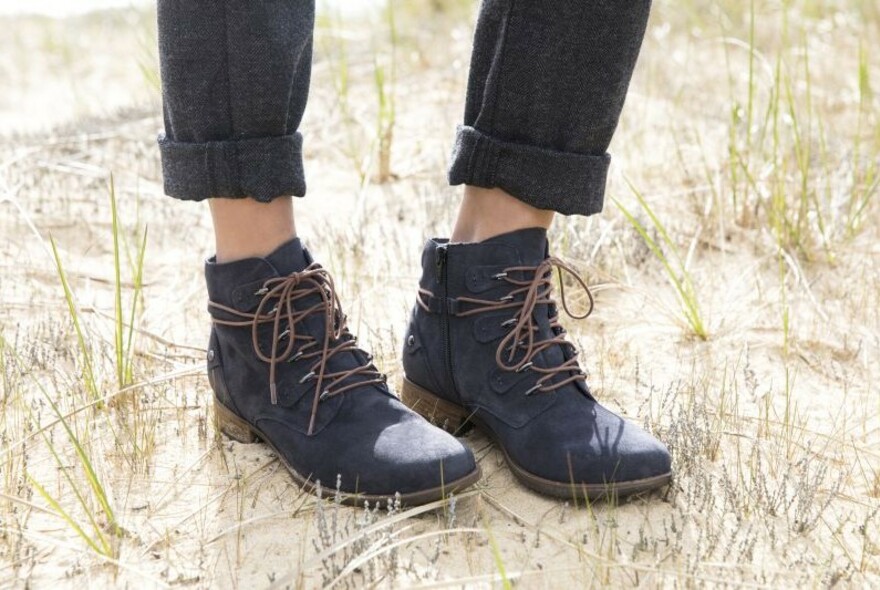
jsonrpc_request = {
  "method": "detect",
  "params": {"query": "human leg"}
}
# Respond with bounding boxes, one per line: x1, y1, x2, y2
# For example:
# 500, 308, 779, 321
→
450, 186, 553, 243
158, 0, 311, 261
156, 0, 479, 503
403, 0, 671, 499
208, 197, 296, 263
449, 0, 653, 222
450, 0, 654, 242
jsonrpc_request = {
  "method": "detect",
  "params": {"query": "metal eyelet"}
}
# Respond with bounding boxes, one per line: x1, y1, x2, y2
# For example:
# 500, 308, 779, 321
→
207, 349, 215, 362
516, 362, 533, 373
319, 390, 330, 402
407, 334, 415, 347
278, 329, 290, 341
287, 350, 304, 364
254, 287, 269, 296
499, 295, 514, 302
501, 317, 518, 328
299, 371, 316, 383
492, 272, 508, 280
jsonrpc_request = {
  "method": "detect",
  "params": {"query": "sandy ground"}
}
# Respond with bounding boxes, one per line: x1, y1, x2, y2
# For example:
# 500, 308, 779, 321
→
1, 2, 879, 588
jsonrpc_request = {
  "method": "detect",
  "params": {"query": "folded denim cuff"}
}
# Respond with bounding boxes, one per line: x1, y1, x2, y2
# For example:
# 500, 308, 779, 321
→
447, 125, 610, 216
158, 133, 306, 202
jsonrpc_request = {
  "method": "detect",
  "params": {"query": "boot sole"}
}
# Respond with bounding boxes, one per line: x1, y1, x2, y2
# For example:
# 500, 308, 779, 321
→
213, 398, 481, 507
400, 377, 672, 501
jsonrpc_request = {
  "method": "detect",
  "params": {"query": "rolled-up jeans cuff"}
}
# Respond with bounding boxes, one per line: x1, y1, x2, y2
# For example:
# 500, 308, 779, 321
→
447, 125, 610, 216
158, 133, 306, 202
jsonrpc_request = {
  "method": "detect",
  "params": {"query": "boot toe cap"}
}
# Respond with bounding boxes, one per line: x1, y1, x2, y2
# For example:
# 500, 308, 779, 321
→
501, 402, 671, 489
371, 415, 478, 492
560, 405, 671, 486
311, 400, 479, 499
584, 425, 671, 484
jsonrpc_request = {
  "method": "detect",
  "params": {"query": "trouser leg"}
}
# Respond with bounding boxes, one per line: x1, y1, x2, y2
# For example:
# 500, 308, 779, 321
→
157, 0, 315, 202
448, 0, 652, 216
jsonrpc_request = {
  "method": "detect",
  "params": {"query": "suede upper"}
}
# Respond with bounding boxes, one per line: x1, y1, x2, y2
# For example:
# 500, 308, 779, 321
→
207, 239, 477, 496
403, 228, 671, 485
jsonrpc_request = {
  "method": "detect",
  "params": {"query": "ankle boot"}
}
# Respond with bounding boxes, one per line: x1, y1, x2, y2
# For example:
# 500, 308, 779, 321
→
206, 238, 480, 505
401, 228, 671, 499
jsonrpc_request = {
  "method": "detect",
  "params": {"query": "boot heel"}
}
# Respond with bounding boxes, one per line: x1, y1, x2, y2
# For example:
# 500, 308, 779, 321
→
214, 399, 258, 443
401, 378, 471, 435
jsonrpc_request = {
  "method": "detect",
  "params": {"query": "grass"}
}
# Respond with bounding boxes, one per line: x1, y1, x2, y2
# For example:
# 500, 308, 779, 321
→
483, 513, 512, 590
614, 181, 709, 340
721, 1, 880, 261
0, 0, 878, 587
317, 0, 400, 188
372, 0, 398, 183
110, 174, 149, 391
5, 176, 155, 561
26, 392, 121, 559
0, 332, 120, 559
49, 235, 100, 403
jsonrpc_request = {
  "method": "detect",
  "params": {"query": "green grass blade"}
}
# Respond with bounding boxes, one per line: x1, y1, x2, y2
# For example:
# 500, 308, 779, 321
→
28, 474, 107, 556
49, 235, 99, 402
613, 186, 707, 339
31, 380, 120, 540
110, 175, 125, 389
124, 225, 148, 385
482, 516, 512, 590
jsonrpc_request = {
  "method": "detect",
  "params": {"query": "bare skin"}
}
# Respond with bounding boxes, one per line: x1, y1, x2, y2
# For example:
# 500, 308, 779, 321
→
209, 185, 551, 263
450, 186, 554, 243
210, 197, 297, 263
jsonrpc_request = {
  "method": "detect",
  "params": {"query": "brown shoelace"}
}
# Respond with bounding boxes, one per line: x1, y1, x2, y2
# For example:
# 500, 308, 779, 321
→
209, 264, 385, 435
418, 257, 594, 396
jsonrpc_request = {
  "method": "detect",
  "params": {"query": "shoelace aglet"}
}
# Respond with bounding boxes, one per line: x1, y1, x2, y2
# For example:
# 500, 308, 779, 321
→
516, 362, 534, 373
270, 382, 278, 405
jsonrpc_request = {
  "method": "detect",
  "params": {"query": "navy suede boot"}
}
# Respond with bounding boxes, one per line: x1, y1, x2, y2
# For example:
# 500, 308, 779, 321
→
401, 228, 671, 500
206, 238, 480, 505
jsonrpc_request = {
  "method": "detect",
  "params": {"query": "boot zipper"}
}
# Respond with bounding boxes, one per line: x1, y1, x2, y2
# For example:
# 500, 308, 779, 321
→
435, 245, 454, 388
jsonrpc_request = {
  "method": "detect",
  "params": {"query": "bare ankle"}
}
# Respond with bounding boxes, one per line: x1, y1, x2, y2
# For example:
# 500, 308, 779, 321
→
451, 186, 554, 243
210, 197, 297, 263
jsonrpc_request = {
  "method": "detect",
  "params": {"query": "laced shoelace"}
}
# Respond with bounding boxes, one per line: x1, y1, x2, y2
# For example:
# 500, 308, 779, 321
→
209, 263, 385, 435
418, 257, 594, 396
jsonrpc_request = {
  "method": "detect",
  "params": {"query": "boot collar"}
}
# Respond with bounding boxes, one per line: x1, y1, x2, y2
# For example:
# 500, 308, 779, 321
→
205, 238, 312, 312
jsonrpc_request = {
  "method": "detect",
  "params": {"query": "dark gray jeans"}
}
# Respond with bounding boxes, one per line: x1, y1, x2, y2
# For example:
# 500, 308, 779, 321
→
157, 1, 651, 216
